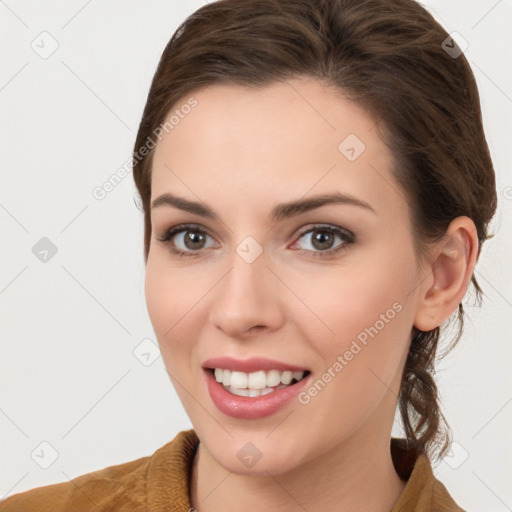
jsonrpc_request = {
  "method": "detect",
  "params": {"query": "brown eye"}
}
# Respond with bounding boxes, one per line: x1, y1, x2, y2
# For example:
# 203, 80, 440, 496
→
310, 229, 336, 250
292, 225, 355, 258
156, 224, 217, 258
182, 229, 207, 250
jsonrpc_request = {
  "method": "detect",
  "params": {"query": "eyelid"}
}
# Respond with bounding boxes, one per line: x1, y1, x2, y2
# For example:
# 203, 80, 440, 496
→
156, 222, 218, 245
288, 224, 355, 258
293, 223, 355, 243
157, 222, 356, 258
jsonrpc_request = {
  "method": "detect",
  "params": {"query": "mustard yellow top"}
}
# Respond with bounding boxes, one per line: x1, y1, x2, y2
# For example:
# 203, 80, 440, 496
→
0, 429, 466, 511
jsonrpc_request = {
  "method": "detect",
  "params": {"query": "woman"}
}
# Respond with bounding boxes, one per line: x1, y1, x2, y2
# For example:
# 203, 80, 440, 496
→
0, 0, 497, 510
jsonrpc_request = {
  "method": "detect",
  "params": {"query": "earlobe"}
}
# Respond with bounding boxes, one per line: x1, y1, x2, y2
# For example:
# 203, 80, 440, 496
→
413, 217, 478, 332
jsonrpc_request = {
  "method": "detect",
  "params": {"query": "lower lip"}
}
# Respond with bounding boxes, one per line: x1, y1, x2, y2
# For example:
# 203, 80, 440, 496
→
204, 369, 311, 419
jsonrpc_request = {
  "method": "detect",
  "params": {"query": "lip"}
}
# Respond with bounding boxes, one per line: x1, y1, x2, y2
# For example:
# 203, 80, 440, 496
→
203, 367, 312, 419
202, 356, 309, 373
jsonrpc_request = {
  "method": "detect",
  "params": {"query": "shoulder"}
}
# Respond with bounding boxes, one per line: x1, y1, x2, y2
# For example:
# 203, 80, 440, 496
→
430, 477, 467, 512
0, 430, 198, 512
390, 439, 467, 512
0, 454, 149, 512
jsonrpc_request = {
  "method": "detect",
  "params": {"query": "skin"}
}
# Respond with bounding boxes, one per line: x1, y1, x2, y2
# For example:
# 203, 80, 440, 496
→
145, 77, 478, 512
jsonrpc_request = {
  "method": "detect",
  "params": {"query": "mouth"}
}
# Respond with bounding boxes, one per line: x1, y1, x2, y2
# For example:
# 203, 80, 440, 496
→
206, 367, 311, 397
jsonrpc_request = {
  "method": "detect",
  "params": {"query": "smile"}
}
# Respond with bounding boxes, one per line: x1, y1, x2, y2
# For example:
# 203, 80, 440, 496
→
212, 368, 309, 397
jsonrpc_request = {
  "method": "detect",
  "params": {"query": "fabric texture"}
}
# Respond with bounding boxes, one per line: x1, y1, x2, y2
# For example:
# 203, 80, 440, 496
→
0, 429, 466, 511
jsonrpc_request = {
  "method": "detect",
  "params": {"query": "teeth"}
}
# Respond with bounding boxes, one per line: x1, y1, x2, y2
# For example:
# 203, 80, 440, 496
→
292, 371, 304, 382
281, 371, 293, 385
224, 384, 289, 397
229, 387, 250, 397
248, 370, 266, 389
213, 368, 306, 394
230, 371, 248, 389
267, 369, 281, 387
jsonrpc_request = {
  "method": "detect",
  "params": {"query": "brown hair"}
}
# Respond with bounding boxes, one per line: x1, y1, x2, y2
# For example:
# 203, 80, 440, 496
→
132, 0, 497, 462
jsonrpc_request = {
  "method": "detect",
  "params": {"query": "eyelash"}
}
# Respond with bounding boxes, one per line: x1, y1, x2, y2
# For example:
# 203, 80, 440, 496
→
156, 223, 355, 259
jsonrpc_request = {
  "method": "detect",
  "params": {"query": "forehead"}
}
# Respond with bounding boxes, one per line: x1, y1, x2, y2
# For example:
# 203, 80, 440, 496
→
155, 78, 381, 160
150, 78, 405, 220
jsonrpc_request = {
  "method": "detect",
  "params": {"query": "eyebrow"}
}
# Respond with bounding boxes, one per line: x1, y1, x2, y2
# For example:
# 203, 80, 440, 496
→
151, 192, 376, 222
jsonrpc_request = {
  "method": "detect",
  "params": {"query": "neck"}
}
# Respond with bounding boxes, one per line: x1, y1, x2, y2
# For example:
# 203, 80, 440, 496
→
190, 421, 408, 512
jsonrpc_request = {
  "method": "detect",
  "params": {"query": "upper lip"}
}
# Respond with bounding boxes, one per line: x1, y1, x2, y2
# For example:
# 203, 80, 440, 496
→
202, 356, 309, 373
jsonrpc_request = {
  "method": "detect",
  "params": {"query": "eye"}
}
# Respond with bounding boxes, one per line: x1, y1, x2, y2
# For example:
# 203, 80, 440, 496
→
290, 224, 355, 258
156, 223, 217, 258
156, 223, 355, 259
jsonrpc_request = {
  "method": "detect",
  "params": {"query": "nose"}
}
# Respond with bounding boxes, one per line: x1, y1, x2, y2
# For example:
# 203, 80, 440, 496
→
208, 247, 284, 339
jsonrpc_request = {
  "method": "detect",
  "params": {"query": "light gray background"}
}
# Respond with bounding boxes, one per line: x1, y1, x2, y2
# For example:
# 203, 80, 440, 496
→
1, 1, 511, 509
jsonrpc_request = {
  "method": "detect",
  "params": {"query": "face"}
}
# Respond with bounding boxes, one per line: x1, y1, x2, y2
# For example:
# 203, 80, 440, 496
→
145, 77, 426, 476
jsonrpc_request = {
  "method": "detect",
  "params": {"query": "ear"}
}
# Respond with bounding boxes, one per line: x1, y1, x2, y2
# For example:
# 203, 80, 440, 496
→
413, 216, 479, 332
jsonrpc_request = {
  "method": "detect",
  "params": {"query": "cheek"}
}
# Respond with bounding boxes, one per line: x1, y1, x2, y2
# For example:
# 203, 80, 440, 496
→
293, 283, 412, 444
292, 246, 415, 352
144, 256, 195, 350
144, 260, 174, 340
144, 267, 192, 396
144, 255, 214, 373
292, 245, 415, 409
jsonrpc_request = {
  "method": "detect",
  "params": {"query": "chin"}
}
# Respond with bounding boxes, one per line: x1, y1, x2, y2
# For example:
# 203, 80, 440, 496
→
198, 430, 306, 477
216, 450, 301, 477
